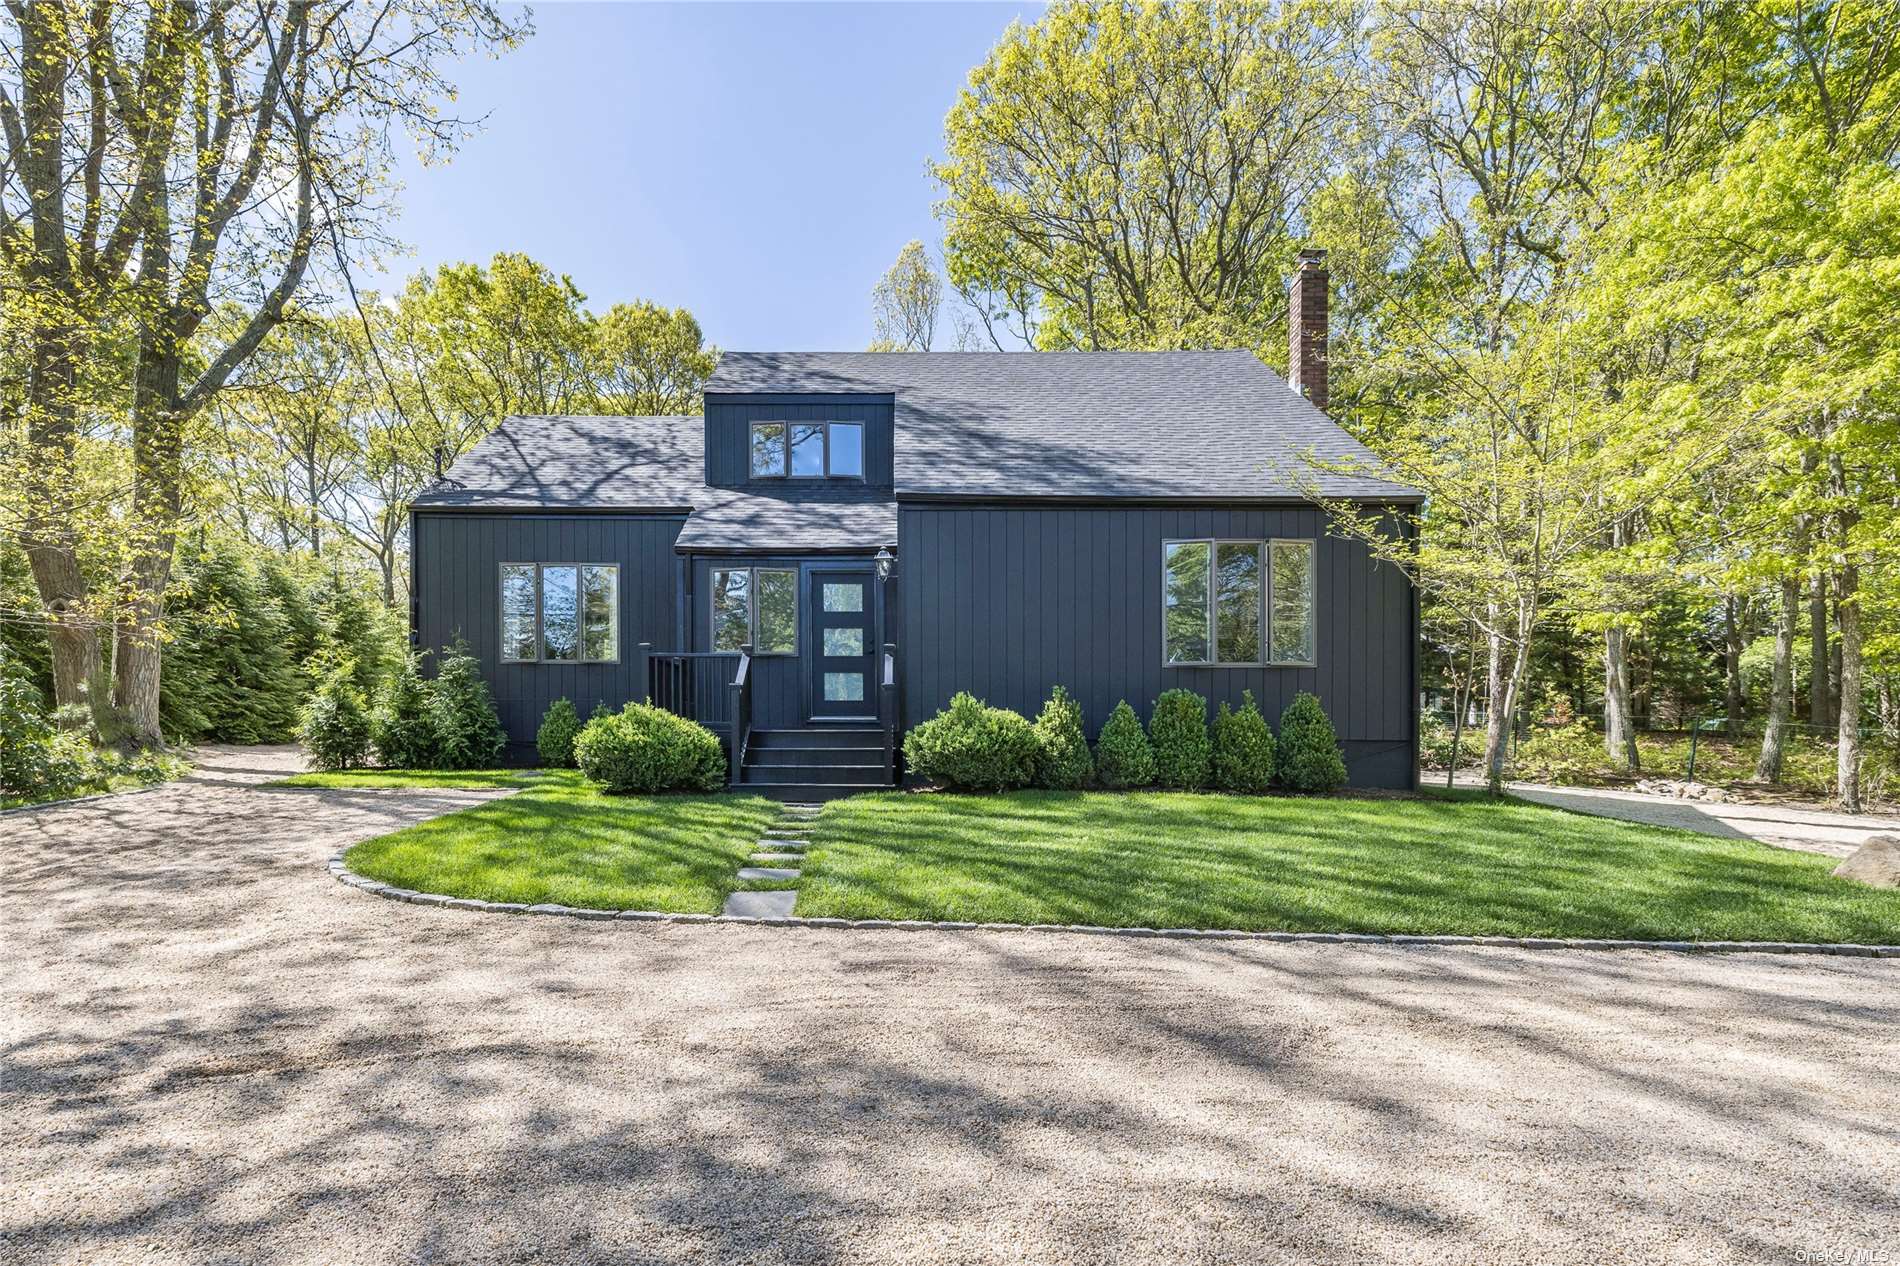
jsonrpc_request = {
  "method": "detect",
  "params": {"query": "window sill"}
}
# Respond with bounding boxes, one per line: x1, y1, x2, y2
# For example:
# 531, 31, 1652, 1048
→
1163, 661, 1316, 670
500, 660, 622, 666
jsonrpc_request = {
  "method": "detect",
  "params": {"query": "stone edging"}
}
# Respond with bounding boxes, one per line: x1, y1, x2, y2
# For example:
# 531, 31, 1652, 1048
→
327, 854, 1900, 957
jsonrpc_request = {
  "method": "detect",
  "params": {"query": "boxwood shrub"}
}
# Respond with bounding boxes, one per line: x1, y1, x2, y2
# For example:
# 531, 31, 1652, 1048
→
536, 697, 583, 768
1276, 691, 1348, 792
1031, 686, 1094, 789
1150, 688, 1211, 789
1211, 690, 1276, 793
1093, 699, 1156, 789
903, 691, 1038, 791
575, 700, 726, 793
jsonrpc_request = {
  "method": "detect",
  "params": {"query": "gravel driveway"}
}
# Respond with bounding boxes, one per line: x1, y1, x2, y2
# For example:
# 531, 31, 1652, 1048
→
4, 748, 1897, 1265
1448, 773, 1900, 859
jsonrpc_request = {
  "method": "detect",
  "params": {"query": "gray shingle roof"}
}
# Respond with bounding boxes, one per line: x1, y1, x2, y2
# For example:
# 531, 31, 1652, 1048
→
708, 350, 1419, 501
411, 415, 704, 510
674, 486, 897, 555
412, 414, 896, 554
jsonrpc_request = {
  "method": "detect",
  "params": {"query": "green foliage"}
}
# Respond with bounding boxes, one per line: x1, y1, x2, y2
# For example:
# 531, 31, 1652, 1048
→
256, 555, 328, 696
1, 545, 55, 702
1030, 685, 1094, 789
0, 666, 91, 800
1149, 689, 1211, 790
299, 662, 372, 772
594, 300, 719, 413
370, 654, 440, 769
574, 701, 726, 793
427, 641, 507, 770
1511, 721, 1606, 786
903, 691, 1039, 792
1275, 693, 1347, 793
1419, 715, 1485, 770
537, 697, 583, 768
935, 0, 1359, 353
320, 571, 397, 701
159, 541, 302, 743
1093, 699, 1156, 789
869, 241, 943, 351
1211, 691, 1276, 793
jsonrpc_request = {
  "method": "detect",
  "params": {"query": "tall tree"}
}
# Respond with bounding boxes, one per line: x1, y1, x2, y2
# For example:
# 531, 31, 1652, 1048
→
594, 301, 717, 413
868, 241, 942, 351
935, 0, 1364, 355
1599, 0, 1900, 808
1, 1, 187, 720
106, 2, 524, 743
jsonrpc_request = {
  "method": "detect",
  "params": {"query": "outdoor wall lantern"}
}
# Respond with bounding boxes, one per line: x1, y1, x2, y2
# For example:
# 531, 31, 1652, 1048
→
874, 547, 895, 583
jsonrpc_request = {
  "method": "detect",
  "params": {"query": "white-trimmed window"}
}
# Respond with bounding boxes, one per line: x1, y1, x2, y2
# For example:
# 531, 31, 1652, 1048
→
749, 421, 865, 479
710, 567, 797, 654
1162, 538, 1314, 666
500, 563, 619, 663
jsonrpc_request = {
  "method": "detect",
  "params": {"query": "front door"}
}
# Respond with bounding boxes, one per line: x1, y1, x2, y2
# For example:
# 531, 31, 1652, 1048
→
810, 571, 876, 720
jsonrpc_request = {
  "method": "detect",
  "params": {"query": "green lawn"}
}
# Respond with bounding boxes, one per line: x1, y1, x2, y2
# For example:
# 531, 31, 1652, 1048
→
338, 769, 780, 913
790, 789, 1900, 943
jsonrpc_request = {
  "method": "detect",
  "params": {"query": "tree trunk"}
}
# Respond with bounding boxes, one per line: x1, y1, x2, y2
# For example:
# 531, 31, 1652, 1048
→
1837, 577, 1862, 812
14, 3, 106, 724
1809, 570, 1830, 729
1481, 599, 1534, 796
1481, 611, 1509, 795
111, 344, 186, 748
1828, 609, 1843, 728
1604, 625, 1639, 769
1823, 442, 1863, 812
1755, 577, 1797, 783
1722, 595, 1746, 736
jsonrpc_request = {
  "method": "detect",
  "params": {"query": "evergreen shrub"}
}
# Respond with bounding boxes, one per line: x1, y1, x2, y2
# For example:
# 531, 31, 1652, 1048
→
1093, 699, 1156, 789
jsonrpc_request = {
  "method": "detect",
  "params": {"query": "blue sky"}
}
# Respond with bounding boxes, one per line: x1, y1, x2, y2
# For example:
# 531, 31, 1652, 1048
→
381, 2, 1036, 351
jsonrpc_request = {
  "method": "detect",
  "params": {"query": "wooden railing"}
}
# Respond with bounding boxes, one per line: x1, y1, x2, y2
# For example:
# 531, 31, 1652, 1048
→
729, 645, 753, 788
640, 644, 740, 736
881, 641, 898, 785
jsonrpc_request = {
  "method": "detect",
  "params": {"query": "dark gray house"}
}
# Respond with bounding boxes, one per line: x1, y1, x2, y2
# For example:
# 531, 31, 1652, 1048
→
411, 253, 1422, 796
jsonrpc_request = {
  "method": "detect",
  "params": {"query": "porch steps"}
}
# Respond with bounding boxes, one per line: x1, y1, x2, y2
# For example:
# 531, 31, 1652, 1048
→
737, 726, 893, 801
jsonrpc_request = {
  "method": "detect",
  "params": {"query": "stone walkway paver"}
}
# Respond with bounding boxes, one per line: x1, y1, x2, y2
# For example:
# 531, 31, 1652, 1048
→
719, 802, 817, 917
719, 890, 798, 919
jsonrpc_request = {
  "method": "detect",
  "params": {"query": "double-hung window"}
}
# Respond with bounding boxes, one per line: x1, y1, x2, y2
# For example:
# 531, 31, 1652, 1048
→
1162, 538, 1315, 666
749, 421, 865, 479
710, 567, 797, 654
500, 563, 619, 662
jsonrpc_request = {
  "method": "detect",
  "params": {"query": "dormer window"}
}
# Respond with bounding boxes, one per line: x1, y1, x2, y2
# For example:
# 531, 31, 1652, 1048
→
750, 421, 863, 480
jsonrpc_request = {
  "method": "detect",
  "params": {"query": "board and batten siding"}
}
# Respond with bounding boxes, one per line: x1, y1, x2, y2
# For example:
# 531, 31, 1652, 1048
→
703, 394, 895, 489
412, 511, 686, 752
896, 503, 1417, 789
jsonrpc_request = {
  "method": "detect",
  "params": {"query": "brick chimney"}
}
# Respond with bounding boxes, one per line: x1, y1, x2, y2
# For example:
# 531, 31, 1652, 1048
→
1288, 247, 1328, 413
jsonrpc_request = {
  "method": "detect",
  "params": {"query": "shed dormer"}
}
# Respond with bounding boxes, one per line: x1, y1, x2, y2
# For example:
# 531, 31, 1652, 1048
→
701, 386, 894, 490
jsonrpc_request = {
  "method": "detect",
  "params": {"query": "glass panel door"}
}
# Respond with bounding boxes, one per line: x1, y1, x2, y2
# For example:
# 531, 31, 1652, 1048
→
810, 571, 875, 719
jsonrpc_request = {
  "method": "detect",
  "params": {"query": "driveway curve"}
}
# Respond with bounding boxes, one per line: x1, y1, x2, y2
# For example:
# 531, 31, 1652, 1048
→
3, 747, 1897, 1265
